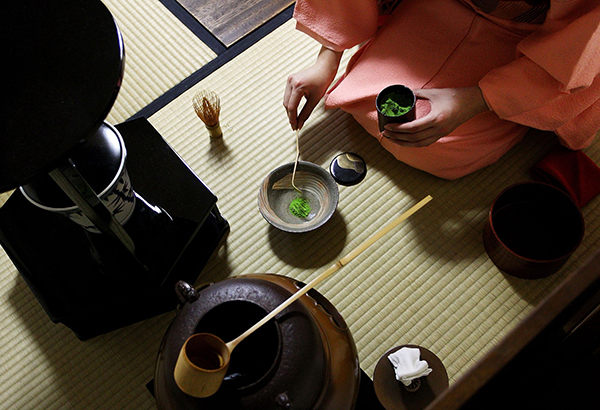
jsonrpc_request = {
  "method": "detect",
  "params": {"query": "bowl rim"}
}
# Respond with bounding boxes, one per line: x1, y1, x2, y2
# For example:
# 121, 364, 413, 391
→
257, 161, 339, 233
487, 181, 584, 263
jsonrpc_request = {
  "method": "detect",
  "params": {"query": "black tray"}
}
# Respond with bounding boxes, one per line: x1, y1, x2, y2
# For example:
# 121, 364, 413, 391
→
0, 118, 229, 340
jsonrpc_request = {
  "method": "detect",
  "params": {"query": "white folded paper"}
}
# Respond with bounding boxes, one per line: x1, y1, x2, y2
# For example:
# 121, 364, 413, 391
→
388, 347, 433, 386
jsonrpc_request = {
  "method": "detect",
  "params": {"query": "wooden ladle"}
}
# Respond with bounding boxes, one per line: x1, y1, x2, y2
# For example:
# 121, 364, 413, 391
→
174, 195, 433, 398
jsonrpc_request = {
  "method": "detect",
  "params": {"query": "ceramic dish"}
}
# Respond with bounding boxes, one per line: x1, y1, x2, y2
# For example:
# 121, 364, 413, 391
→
258, 161, 339, 233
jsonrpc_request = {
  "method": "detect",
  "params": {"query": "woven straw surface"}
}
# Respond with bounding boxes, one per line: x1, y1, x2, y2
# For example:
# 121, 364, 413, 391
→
103, 0, 216, 124
0, 14, 599, 410
148, 17, 600, 390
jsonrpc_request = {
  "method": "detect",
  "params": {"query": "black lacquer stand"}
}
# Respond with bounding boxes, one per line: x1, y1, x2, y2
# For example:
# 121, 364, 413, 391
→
1, 1, 229, 339
0, 118, 229, 340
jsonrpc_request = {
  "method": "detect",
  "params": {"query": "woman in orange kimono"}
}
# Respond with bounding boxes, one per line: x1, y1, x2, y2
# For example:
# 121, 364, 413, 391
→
283, 0, 600, 179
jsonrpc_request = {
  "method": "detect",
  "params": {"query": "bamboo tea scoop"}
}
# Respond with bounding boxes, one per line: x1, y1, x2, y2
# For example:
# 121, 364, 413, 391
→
174, 195, 433, 398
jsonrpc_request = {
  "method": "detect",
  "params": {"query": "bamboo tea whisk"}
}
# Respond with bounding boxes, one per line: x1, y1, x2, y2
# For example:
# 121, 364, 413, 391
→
193, 90, 222, 138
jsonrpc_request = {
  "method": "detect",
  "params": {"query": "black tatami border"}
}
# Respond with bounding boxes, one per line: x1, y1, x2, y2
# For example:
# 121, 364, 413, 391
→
132, 2, 295, 120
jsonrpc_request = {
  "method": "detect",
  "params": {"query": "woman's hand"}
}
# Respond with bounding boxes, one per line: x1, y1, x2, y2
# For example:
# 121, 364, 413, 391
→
284, 46, 343, 131
380, 86, 490, 147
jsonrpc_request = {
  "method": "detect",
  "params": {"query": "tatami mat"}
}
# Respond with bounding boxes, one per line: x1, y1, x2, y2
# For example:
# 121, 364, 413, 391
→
1, 13, 599, 410
148, 18, 600, 382
102, 0, 217, 124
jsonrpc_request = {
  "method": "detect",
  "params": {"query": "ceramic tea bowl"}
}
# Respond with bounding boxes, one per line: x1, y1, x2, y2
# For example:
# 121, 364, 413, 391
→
258, 161, 339, 233
483, 182, 584, 279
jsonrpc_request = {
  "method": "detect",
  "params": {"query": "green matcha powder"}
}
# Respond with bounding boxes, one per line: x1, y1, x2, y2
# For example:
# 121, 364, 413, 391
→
380, 95, 412, 117
289, 196, 311, 219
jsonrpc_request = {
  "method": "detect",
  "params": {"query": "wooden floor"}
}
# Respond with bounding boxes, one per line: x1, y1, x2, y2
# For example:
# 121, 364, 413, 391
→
176, 0, 294, 46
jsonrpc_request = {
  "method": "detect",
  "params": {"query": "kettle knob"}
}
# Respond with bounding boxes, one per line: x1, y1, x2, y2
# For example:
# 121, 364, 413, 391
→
175, 281, 200, 305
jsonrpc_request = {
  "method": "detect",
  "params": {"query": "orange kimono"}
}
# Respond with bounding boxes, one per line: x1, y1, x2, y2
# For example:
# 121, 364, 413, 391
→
294, 0, 600, 179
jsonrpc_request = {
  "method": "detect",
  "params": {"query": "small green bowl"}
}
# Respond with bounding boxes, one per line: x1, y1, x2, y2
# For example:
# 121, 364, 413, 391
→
258, 161, 339, 233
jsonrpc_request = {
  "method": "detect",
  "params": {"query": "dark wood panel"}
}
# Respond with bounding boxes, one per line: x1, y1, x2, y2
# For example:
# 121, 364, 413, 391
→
425, 248, 600, 409
177, 0, 294, 47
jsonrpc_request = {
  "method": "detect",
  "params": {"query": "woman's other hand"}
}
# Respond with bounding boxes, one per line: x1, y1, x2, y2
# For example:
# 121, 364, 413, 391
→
284, 46, 343, 131
381, 86, 490, 147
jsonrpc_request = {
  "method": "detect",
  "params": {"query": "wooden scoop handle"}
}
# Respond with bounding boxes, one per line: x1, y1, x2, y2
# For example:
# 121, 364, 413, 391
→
226, 195, 433, 351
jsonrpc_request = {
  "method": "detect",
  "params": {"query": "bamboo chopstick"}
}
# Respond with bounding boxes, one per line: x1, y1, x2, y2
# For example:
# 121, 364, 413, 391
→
228, 195, 433, 349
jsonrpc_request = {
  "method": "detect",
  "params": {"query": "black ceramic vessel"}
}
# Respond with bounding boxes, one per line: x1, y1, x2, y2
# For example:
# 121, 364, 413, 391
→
20, 122, 137, 232
376, 85, 416, 132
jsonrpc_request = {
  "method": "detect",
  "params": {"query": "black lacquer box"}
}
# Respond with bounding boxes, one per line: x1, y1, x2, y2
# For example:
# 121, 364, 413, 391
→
0, 118, 229, 340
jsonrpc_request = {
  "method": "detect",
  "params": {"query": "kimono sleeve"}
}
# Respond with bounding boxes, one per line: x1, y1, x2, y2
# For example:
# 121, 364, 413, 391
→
479, 0, 600, 149
293, 0, 380, 51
